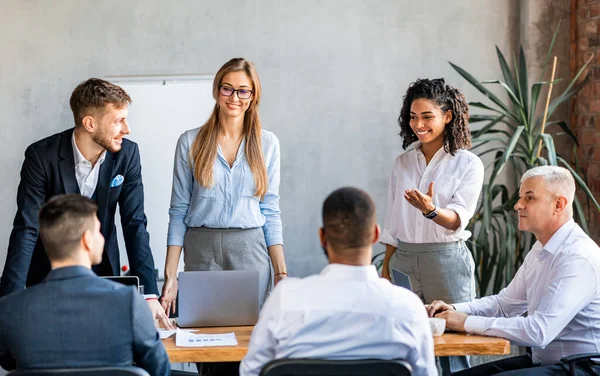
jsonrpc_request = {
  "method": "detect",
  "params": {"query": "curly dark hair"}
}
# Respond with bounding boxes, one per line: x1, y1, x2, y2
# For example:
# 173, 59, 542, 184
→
398, 78, 471, 155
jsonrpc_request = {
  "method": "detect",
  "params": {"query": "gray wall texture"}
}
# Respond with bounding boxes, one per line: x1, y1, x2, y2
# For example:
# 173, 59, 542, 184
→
0, 0, 519, 278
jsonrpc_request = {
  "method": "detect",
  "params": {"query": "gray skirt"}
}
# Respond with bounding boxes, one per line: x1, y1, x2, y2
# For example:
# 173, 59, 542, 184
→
388, 240, 475, 304
183, 227, 272, 307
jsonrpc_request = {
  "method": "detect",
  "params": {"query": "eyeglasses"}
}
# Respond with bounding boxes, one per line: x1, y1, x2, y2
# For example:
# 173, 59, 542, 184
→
219, 85, 253, 99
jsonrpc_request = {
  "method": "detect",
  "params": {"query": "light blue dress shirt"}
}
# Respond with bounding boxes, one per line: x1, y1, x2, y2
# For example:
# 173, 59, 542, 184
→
167, 127, 283, 248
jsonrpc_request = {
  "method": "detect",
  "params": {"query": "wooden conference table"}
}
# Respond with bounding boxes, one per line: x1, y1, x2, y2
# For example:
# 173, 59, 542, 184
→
163, 326, 510, 363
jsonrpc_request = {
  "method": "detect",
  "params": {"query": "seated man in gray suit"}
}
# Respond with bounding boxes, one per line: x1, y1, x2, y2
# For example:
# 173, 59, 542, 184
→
0, 194, 170, 376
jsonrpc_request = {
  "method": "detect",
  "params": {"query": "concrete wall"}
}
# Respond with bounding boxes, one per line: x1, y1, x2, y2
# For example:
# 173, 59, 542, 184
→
0, 0, 519, 279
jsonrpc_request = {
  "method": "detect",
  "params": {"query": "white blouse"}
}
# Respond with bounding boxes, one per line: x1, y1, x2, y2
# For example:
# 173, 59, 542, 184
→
381, 142, 484, 246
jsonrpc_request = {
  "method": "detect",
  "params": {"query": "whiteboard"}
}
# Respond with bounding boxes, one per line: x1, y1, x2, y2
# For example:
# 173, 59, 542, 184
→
108, 76, 215, 280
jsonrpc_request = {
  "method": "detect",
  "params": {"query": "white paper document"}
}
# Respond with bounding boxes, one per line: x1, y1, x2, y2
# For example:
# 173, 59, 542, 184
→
158, 328, 196, 339
175, 328, 238, 347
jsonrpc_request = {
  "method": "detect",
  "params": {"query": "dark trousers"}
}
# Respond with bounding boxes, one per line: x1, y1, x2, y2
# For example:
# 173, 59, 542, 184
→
451, 354, 600, 375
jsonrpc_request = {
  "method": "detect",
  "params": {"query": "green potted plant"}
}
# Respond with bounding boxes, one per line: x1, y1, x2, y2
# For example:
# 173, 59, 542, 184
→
450, 23, 600, 296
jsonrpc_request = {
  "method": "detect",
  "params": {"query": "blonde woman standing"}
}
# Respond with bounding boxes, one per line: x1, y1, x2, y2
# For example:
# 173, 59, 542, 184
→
161, 58, 286, 316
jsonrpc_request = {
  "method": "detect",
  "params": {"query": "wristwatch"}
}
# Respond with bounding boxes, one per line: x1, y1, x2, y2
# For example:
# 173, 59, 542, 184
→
423, 205, 438, 219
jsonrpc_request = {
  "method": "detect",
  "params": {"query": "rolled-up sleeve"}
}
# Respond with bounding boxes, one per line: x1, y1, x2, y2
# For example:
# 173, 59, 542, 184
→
260, 134, 283, 247
445, 157, 484, 235
167, 132, 194, 247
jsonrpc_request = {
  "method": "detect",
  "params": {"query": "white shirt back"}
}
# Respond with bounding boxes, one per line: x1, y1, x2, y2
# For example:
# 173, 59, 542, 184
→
381, 143, 484, 246
456, 220, 600, 365
240, 264, 437, 376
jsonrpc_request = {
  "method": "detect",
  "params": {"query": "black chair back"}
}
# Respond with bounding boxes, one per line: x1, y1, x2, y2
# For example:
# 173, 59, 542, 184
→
8, 366, 150, 376
259, 358, 412, 376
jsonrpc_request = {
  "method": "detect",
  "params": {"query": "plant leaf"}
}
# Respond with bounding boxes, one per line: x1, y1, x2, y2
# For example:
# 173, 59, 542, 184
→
529, 20, 562, 119
481, 79, 523, 107
538, 133, 557, 165
542, 75, 590, 128
518, 46, 530, 123
573, 194, 590, 233
471, 115, 506, 138
489, 126, 525, 185
469, 114, 499, 123
545, 121, 580, 147
537, 19, 562, 83
450, 62, 520, 123
557, 156, 600, 211
496, 45, 519, 98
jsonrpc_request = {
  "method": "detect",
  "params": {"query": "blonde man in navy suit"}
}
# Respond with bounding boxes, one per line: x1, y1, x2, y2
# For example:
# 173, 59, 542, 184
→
0, 78, 172, 329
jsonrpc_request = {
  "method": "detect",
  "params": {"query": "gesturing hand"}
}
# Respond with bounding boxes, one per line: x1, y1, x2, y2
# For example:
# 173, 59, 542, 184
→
404, 182, 435, 214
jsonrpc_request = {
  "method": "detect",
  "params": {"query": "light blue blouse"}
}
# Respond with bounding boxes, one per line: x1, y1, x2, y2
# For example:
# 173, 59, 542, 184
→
167, 127, 283, 248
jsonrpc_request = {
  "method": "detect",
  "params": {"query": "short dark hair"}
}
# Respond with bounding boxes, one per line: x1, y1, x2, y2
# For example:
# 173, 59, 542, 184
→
69, 78, 131, 127
398, 78, 471, 155
322, 187, 376, 251
38, 194, 99, 261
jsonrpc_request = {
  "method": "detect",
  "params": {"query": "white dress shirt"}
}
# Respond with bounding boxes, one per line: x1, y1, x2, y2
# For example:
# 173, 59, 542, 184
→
72, 132, 106, 198
381, 143, 484, 246
454, 219, 600, 365
240, 264, 437, 376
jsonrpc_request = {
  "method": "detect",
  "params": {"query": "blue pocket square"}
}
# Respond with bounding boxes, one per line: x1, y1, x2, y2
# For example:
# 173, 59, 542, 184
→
110, 174, 124, 187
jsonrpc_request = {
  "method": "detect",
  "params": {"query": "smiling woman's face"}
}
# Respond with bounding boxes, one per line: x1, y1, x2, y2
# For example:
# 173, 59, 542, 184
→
409, 98, 451, 149
217, 71, 254, 120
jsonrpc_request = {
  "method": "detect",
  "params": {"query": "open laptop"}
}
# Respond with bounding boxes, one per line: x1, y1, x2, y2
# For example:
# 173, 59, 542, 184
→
391, 268, 413, 291
178, 270, 260, 328
101, 276, 140, 289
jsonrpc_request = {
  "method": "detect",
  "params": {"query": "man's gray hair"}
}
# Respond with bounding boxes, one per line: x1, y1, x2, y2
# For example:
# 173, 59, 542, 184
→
521, 166, 575, 204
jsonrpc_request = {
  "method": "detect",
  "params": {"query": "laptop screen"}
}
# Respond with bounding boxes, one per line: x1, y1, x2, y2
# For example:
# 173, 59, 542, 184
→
101, 276, 140, 289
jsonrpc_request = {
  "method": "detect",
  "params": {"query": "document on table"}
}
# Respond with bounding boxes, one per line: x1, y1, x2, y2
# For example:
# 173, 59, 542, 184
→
175, 328, 238, 347
158, 328, 196, 339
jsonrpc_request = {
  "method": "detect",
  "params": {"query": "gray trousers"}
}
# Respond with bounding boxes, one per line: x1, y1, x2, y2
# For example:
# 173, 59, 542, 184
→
389, 240, 476, 376
184, 227, 272, 308
389, 240, 475, 304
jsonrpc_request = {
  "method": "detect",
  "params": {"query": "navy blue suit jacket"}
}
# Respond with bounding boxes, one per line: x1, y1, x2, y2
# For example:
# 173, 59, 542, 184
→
0, 128, 159, 296
0, 266, 170, 375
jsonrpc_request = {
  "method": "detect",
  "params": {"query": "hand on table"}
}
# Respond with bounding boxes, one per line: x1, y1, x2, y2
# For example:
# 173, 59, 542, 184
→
160, 277, 178, 317
435, 310, 468, 333
274, 272, 287, 285
426, 299, 455, 317
147, 298, 174, 330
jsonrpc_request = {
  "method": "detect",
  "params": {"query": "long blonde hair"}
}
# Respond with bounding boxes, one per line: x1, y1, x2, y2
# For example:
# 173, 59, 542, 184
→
191, 58, 267, 198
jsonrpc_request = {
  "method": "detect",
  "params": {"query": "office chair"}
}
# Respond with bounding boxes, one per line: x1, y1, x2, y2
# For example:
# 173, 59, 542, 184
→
259, 358, 412, 376
8, 366, 150, 376
561, 353, 600, 376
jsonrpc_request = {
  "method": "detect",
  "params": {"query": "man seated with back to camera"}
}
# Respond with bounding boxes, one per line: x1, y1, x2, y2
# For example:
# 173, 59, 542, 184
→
240, 187, 437, 376
427, 166, 600, 376
0, 194, 170, 376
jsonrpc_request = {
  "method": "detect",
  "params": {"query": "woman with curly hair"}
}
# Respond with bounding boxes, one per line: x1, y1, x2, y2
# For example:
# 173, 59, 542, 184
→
380, 78, 484, 375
